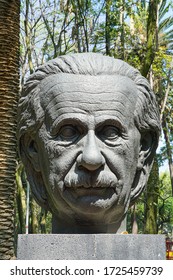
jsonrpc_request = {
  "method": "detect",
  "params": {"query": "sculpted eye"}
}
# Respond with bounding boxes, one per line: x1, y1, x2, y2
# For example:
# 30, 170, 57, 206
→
50, 123, 83, 146
101, 126, 119, 140
97, 125, 121, 146
59, 125, 78, 140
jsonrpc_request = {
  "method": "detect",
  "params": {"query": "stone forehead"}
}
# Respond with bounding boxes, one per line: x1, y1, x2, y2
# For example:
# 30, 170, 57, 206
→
39, 73, 138, 104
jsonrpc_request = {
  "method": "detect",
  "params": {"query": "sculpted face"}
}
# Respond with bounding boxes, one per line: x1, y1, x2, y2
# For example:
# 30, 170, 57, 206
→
31, 73, 142, 231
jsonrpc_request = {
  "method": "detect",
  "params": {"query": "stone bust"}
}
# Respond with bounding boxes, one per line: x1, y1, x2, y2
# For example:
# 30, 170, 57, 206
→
17, 53, 160, 234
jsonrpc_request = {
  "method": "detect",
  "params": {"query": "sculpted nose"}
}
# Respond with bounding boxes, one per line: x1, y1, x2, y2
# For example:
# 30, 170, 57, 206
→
77, 130, 105, 171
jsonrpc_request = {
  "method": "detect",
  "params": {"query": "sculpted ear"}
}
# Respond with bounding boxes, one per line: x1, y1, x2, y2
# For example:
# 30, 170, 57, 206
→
137, 131, 156, 171
130, 131, 158, 204
19, 133, 49, 210
22, 134, 41, 172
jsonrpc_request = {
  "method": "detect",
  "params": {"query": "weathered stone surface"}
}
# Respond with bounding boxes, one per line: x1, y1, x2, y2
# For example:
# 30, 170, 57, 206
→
17, 234, 166, 260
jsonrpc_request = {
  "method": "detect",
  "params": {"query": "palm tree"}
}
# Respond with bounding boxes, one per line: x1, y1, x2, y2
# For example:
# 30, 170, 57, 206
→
0, 0, 20, 259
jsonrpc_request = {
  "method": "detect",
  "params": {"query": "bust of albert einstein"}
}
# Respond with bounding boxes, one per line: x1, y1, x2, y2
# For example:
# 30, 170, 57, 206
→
17, 53, 160, 234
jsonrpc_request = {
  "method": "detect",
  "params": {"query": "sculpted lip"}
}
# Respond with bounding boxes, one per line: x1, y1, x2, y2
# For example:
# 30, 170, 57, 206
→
64, 184, 116, 188
60, 185, 121, 213
64, 184, 120, 196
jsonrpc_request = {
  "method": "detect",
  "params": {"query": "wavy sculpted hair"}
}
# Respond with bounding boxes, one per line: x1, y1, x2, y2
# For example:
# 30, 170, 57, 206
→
17, 53, 161, 210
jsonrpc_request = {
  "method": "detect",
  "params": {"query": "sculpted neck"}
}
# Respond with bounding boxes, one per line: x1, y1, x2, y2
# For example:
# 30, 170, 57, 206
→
52, 215, 126, 234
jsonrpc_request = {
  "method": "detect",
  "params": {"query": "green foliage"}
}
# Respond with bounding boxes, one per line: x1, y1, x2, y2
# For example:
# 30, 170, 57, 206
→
158, 172, 173, 236
127, 172, 173, 236
152, 49, 172, 80
15, 163, 52, 234
127, 199, 145, 233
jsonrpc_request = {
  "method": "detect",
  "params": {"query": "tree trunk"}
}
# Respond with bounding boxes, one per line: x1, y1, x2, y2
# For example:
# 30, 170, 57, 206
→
30, 197, 39, 233
39, 208, 47, 234
119, 0, 125, 60
141, 0, 159, 234
105, 0, 111, 56
24, 0, 34, 74
141, 0, 157, 77
0, 0, 20, 259
131, 204, 138, 234
144, 158, 159, 234
16, 164, 26, 233
162, 115, 173, 196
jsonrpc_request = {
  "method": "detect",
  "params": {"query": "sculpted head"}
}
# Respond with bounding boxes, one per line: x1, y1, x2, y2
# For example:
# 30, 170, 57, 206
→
17, 53, 160, 233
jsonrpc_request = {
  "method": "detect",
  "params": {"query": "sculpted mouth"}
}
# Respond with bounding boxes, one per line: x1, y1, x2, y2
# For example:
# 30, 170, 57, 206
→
61, 184, 121, 213
59, 173, 123, 212
64, 185, 120, 196
65, 183, 116, 188
63, 168, 123, 197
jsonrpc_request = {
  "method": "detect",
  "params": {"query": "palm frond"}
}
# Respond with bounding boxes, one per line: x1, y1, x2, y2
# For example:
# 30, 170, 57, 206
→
159, 0, 171, 21
159, 17, 173, 33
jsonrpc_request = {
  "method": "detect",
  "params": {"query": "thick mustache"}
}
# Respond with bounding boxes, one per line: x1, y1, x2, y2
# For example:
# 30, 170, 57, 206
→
64, 170, 120, 189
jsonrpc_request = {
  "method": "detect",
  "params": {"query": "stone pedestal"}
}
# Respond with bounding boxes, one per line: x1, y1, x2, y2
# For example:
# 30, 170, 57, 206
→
17, 234, 166, 260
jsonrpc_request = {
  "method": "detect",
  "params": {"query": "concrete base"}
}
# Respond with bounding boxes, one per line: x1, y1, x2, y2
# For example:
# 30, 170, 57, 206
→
17, 234, 166, 260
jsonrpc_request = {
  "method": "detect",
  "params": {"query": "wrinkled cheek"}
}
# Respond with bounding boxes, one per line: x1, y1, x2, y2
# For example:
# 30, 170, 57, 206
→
44, 141, 62, 157
119, 161, 138, 209
124, 140, 139, 167
44, 144, 81, 184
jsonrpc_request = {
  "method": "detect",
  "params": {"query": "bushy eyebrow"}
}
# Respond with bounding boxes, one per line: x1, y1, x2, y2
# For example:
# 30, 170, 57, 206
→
49, 116, 88, 134
95, 116, 127, 133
